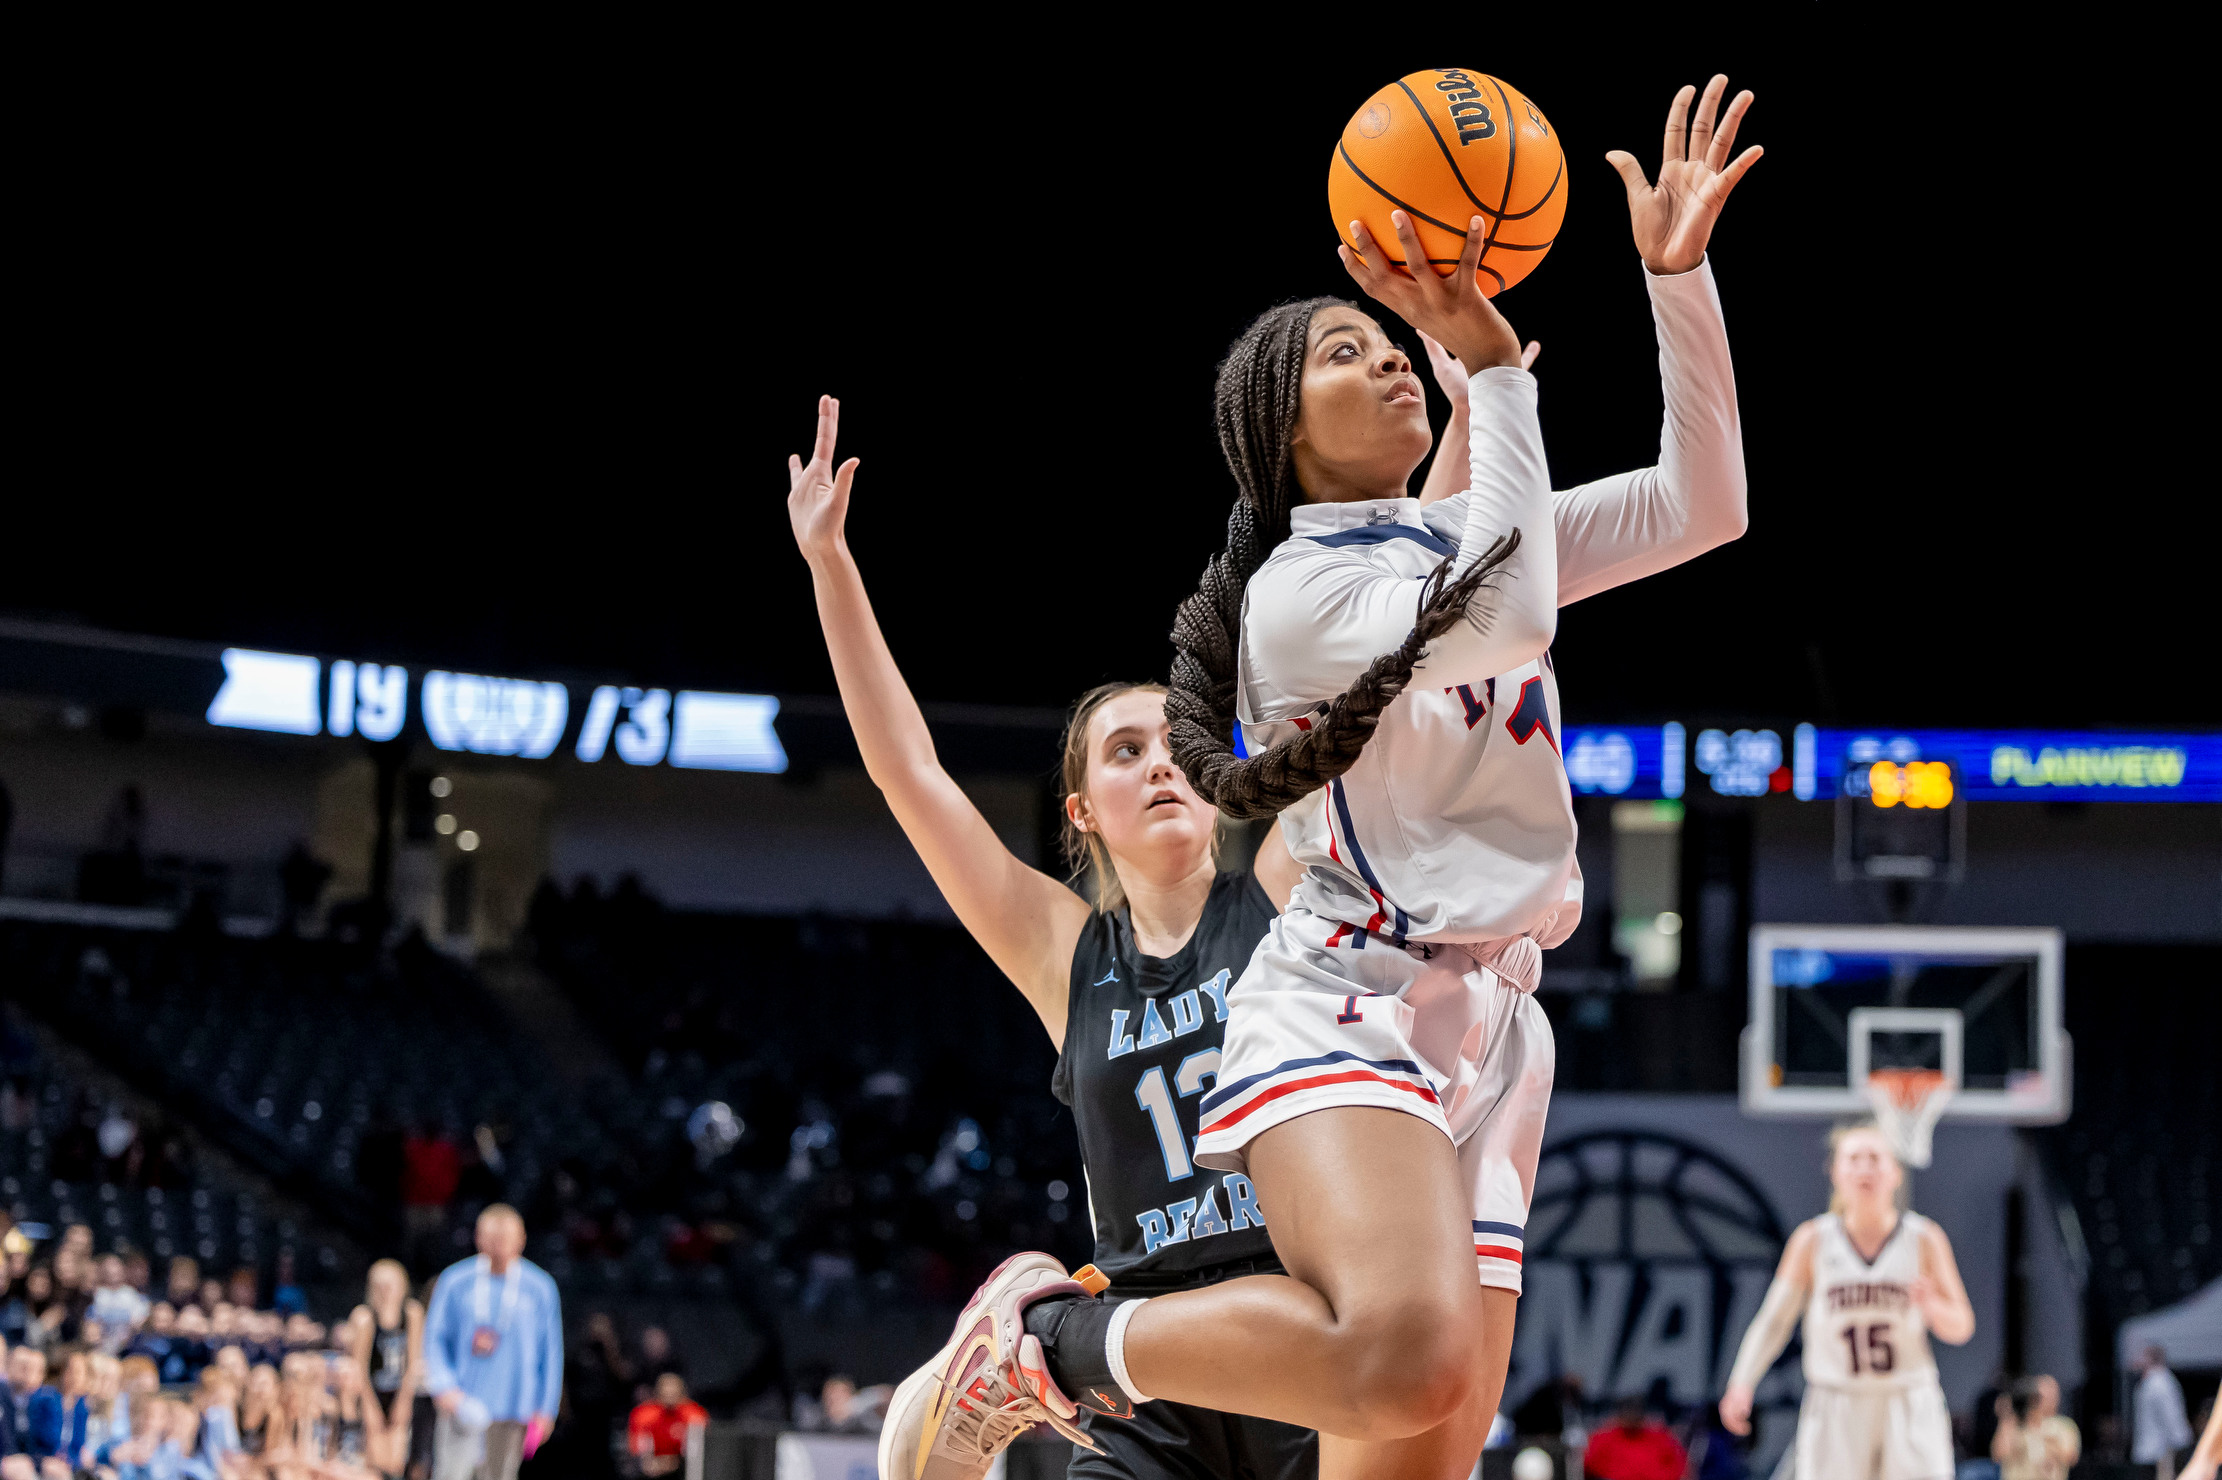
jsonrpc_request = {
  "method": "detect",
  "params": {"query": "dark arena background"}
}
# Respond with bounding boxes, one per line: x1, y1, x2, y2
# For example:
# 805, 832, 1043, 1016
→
4, 17, 2215, 1480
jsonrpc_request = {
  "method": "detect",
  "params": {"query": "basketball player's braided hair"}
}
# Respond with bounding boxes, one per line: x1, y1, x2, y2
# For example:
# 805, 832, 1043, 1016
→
1166, 298, 1523, 820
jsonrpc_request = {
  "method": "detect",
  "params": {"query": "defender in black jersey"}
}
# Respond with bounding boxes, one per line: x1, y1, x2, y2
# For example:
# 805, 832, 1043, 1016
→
787, 396, 1312, 1480
1055, 871, 1313, 1479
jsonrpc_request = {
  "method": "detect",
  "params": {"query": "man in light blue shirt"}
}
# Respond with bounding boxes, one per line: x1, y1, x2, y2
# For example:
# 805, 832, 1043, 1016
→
2135, 1345, 2196, 1477
422, 1205, 563, 1480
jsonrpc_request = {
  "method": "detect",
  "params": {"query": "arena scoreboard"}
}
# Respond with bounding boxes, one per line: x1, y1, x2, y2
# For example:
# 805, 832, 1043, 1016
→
1560, 721, 2221, 804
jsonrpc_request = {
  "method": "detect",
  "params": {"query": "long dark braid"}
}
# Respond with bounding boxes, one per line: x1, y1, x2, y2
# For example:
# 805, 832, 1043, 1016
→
1166, 299, 1523, 820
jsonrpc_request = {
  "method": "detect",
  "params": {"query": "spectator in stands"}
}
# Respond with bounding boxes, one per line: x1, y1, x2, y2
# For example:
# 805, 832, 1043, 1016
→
50, 1353, 90, 1476
329, 1355, 393, 1478
165, 1256, 200, 1309
0, 1346, 62, 1467
631, 1327, 681, 1405
402, 1126, 462, 1277
1583, 1395, 1688, 1480
196, 1278, 224, 1316
74, 1355, 122, 1471
270, 1249, 308, 1317
91, 1254, 150, 1340
817, 1375, 890, 1434
422, 1205, 562, 1480
283, 1314, 326, 1354
174, 1302, 211, 1360
116, 1356, 158, 1438
457, 1126, 508, 1210
0, 1275, 26, 1349
236, 1365, 281, 1459
192, 1370, 240, 1474
87, 1396, 159, 1480
1994, 1375, 2080, 1480
211, 1343, 248, 1396
13, 1271, 65, 1352
224, 1267, 257, 1312
561, 1313, 630, 1480
248, 1311, 286, 1366
626, 1373, 706, 1477
2136, 1346, 2198, 1480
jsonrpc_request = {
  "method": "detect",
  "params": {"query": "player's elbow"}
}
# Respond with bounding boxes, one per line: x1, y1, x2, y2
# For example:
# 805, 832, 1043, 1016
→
1500, 602, 1557, 666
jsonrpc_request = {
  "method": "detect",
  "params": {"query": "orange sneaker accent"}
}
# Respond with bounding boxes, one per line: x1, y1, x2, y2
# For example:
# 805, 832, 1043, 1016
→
1072, 1264, 1111, 1296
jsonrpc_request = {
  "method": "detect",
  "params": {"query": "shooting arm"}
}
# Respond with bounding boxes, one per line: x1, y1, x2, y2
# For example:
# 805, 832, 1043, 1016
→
1554, 259, 1746, 605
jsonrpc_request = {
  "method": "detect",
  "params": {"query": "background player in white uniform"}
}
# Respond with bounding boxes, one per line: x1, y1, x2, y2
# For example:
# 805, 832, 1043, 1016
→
890, 74, 1762, 1480
1720, 1123, 1976, 1480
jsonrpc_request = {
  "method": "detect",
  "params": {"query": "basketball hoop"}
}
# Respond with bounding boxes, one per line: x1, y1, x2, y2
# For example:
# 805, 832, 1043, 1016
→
1867, 1068, 1953, 1169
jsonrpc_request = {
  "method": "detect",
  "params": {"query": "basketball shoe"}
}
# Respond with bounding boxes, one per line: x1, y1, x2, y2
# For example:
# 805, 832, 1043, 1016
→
878, 1252, 1101, 1480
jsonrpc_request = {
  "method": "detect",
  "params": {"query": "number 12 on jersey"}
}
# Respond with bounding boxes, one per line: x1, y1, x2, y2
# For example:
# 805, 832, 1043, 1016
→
1133, 1050, 1222, 1182
1841, 1322, 1895, 1375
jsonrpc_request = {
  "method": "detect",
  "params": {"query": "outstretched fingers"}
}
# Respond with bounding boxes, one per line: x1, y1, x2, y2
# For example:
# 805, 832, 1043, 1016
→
1697, 145, 1765, 207
1660, 83, 1696, 171
810, 394, 841, 470
1709, 89, 1755, 170
1687, 75, 1729, 162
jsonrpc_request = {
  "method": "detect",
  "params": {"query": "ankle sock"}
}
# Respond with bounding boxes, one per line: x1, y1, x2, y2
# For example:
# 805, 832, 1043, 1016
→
1023, 1294, 1152, 1416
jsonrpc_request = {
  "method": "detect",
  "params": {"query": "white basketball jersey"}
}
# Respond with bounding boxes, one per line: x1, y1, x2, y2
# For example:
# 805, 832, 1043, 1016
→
1801, 1212, 1938, 1390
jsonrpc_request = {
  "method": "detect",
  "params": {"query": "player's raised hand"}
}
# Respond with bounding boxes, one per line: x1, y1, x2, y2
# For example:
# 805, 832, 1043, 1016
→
1417, 329, 1540, 411
1341, 211, 1523, 374
787, 395, 860, 565
1607, 75, 1762, 275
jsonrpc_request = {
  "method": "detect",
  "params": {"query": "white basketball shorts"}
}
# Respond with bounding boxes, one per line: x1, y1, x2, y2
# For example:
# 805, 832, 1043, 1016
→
1191, 904, 1555, 1293
1794, 1380, 1953, 1480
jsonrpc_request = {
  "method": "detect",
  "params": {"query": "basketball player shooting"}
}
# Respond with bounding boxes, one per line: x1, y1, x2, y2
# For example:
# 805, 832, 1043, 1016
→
1720, 1122, 1976, 1480
880, 72, 1761, 1480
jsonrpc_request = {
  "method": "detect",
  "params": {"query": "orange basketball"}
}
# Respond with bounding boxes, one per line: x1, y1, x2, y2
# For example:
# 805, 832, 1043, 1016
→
1329, 68, 1566, 297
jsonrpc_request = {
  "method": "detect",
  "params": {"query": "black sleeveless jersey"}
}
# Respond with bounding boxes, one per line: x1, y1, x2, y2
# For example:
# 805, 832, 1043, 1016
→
1051, 871, 1282, 1292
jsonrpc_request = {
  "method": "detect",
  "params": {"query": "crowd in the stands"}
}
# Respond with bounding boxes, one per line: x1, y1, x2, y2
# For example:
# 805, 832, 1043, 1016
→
0, 1216, 407, 1479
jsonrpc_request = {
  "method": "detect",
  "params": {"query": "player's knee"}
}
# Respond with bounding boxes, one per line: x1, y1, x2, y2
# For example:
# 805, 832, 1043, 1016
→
1336, 1295, 1481, 1437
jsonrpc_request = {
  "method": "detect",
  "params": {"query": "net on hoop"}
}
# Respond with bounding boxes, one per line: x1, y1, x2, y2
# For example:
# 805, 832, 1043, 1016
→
1867, 1068, 1953, 1169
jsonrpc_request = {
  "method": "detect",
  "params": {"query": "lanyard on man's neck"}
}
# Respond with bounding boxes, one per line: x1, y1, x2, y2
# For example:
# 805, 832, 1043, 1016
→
470, 1256, 524, 1330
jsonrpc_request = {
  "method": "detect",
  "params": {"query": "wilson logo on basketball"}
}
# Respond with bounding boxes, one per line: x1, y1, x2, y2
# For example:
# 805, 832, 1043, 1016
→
1328, 67, 1567, 296
1433, 69, 1496, 144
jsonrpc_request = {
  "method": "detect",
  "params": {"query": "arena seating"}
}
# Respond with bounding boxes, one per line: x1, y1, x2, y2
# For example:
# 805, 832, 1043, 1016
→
1, 895, 1092, 1311
0, 1010, 348, 1286
2042, 944, 2222, 1391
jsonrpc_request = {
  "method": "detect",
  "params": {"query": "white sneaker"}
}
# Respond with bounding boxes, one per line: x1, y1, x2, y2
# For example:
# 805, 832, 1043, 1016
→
877, 1252, 1099, 1480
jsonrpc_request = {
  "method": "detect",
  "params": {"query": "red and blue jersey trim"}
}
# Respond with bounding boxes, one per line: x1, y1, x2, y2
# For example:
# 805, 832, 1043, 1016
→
1472, 1219, 1524, 1265
1327, 778, 1410, 946
1197, 1050, 1440, 1136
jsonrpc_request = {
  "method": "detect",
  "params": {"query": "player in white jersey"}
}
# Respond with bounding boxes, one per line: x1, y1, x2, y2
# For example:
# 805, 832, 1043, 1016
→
884, 74, 1762, 1480
1720, 1123, 1976, 1480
